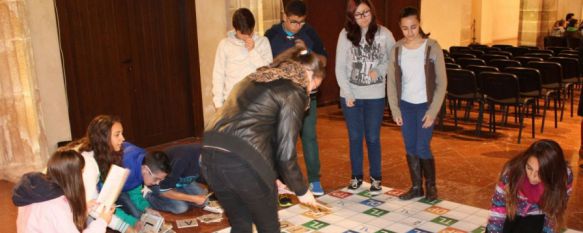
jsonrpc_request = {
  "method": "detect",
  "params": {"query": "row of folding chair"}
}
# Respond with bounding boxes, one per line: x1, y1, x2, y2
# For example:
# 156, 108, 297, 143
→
443, 56, 581, 143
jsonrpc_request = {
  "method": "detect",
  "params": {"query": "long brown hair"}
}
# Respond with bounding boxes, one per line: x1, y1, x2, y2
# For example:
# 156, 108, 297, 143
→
46, 150, 87, 231
503, 139, 568, 231
399, 6, 430, 38
345, 0, 379, 47
68, 115, 123, 181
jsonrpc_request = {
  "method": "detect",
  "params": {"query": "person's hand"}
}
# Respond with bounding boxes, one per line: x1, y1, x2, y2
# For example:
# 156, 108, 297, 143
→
394, 116, 403, 126
86, 199, 97, 214
145, 208, 161, 216
124, 226, 137, 233
346, 98, 355, 108
422, 114, 435, 128
294, 39, 307, 50
132, 221, 143, 233
369, 70, 378, 81
244, 37, 254, 51
190, 194, 207, 206
98, 205, 115, 224
297, 190, 316, 206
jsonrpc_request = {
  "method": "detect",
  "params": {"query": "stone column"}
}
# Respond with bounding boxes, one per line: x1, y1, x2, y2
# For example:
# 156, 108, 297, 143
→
0, 0, 49, 182
518, 0, 558, 47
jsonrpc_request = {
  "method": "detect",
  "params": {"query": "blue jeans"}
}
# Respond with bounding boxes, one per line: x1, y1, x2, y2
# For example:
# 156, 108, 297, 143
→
340, 97, 385, 180
145, 182, 207, 214
400, 100, 434, 159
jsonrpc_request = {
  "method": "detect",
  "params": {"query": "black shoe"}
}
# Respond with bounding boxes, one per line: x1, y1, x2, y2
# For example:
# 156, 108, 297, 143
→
347, 177, 363, 193
369, 177, 382, 196
278, 194, 293, 207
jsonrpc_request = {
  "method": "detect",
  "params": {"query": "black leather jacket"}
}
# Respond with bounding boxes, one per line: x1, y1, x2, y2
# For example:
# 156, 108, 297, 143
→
203, 77, 309, 196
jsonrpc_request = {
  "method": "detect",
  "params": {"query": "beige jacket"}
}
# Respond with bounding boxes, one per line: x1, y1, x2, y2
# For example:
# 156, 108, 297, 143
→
386, 38, 447, 119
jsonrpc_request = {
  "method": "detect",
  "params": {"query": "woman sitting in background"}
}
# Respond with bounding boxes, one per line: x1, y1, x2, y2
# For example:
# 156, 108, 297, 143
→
487, 139, 573, 233
13, 150, 114, 233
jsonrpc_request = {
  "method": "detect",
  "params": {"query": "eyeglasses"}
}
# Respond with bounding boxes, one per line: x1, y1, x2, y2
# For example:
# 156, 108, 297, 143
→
287, 17, 306, 27
145, 166, 165, 183
354, 10, 371, 19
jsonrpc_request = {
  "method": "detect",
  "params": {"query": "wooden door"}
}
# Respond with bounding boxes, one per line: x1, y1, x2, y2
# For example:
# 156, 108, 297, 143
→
55, 0, 202, 146
55, 0, 137, 140
305, 0, 346, 105
124, 0, 196, 145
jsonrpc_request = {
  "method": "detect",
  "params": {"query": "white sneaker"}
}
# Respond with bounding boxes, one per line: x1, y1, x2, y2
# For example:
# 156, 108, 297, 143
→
203, 204, 224, 214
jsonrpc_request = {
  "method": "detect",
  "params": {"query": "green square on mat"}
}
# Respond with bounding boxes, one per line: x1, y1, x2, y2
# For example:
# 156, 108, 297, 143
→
302, 220, 330, 230
358, 190, 373, 197
471, 226, 486, 233
431, 216, 459, 226
363, 208, 390, 217
418, 198, 442, 205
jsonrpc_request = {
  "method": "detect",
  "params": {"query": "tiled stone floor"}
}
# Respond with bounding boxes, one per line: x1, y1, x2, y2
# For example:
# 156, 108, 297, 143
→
2, 99, 582, 232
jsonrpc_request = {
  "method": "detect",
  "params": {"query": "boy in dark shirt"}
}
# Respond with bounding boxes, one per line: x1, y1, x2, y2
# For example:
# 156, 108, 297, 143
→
145, 143, 223, 214
264, 0, 328, 206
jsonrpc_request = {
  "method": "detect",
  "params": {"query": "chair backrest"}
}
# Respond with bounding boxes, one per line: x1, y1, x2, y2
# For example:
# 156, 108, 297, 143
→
492, 44, 513, 49
446, 63, 462, 69
546, 46, 570, 55
523, 53, 553, 60
450, 46, 472, 54
456, 58, 487, 68
503, 46, 530, 57
503, 67, 542, 95
486, 47, 502, 52
549, 57, 580, 79
544, 36, 567, 48
527, 61, 563, 85
465, 65, 499, 75
467, 49, 486, 57
446, 68, 478, 96
529, 49, 553, 55
487, 51, 513, 57
557, 53, 579, 59
489, 59, 522, 70
514, 56, 543, 65
451, 52, 477, 60
566, 37, 582, 49
444, 57, 456, 64
481, 54, 510, 62
520, 45, 539, 50
479, 72, 520, 102
469, 44, 488, 51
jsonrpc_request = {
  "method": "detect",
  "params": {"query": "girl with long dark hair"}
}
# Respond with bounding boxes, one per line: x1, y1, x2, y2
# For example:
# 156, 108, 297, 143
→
335, 0, 395, 195
487, 139, 573, 233
13, 150, 114, 233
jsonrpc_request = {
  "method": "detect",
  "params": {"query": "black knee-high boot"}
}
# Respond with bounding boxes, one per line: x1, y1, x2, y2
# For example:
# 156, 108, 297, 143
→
420, 158, 437, 201
399, 155, 424, 200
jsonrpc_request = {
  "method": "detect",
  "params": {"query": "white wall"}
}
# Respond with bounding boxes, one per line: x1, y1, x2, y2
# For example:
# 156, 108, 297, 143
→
422, 0, 519, 48
195, 1, 228, 125
421, 0, 464, 49
492, 0, 520, 43
25, 0, 71, 152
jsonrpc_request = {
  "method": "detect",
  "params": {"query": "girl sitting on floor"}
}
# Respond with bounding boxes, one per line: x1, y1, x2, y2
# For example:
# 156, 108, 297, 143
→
13, 149, 114, 233
487, 139, 573, 233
